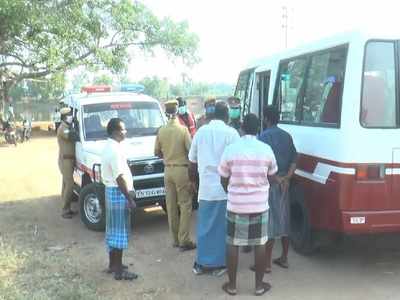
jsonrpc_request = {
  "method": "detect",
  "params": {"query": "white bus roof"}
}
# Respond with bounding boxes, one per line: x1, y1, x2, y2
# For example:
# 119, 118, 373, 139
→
61, 92, 159, 108
244, 30, 400, 72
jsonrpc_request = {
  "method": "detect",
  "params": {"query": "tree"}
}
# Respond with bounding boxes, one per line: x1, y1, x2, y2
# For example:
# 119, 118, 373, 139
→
8, 74, 65, 103
139, 76, 169, 99
0, 0, 199, 110
93, 74, 113, 85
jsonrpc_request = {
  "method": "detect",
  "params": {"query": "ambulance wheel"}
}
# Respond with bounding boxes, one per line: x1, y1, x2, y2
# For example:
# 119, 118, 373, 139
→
289, 185, 316, 255
80, 183, 105, 231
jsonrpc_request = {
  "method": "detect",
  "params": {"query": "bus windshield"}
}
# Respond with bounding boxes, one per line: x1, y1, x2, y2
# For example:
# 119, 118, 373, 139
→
83, 101, 164, 140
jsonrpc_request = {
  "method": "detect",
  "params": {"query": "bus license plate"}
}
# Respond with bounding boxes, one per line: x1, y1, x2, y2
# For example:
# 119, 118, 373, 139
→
350, 217, 365, 224
136, 187, 165, 199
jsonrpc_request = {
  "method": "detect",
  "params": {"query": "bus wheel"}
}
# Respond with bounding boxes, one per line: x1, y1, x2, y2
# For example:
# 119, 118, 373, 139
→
79, 183, 105, 232
289, 186, 316, 255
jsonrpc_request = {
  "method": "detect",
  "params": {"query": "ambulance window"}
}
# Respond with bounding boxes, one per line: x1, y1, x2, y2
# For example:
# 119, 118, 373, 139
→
276, 58, 308, 122
361, 41, 397, 128
303, 46, 347, 125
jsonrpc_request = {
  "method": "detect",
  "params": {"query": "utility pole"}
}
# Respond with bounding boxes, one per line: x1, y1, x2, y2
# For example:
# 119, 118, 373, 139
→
282, 6, 289, 49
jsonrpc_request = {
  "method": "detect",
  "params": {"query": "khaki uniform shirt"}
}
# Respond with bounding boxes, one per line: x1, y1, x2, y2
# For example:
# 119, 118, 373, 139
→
155, 118, 191, 165
57, 121, 75, 164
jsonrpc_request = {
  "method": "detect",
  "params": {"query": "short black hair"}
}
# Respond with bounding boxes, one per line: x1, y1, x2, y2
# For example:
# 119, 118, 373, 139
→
227, 96, 241, 107
107, 118, 123, 137
242, 113, 259, 135
263, 106, 280, 125
214, 101, 229, 120
176, 97, 186, 107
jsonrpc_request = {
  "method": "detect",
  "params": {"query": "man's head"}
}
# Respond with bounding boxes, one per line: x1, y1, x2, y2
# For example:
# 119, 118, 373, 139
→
214, 101, 229, 123
177, 97, 187, 115
263, 106, 280, 127
204, 97, 216, 119
60, 107, 72, 123
164, 100, 179, 118
242, 113, 259, 135
227, 96, 241, 121
107, 118, 126, 143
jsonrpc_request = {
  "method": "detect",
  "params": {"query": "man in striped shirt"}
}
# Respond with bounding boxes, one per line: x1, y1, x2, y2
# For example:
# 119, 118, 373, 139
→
218, 113, 278, 296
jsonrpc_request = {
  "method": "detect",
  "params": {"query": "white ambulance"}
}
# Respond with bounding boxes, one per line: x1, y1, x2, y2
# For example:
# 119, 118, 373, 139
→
62, 85, 166, 231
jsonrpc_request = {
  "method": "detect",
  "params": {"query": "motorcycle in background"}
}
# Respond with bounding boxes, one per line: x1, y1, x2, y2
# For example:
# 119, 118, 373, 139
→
20, 119, 32, 142
3, 121, 17, 146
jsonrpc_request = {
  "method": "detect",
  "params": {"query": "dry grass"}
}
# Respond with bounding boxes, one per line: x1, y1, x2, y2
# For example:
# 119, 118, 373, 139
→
0, 133, 101, 300
0, 229, 101, 300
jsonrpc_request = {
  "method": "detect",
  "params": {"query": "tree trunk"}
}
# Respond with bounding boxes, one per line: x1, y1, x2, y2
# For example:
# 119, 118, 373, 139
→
0, 82, 11, 118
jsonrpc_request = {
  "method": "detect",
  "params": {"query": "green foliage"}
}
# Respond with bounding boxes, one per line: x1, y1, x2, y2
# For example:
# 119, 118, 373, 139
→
9, 74, 65, 102
139, 76, 169, 99
138, 75, 234, 99
92, 74, 113, 85
0, 0, 199, 103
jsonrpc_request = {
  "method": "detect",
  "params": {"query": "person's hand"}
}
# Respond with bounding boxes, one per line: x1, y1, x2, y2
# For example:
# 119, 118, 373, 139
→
280, 176, 290, 193
127, 199, 137, 210
189, 181, 198, 194
275, 175, 284, 185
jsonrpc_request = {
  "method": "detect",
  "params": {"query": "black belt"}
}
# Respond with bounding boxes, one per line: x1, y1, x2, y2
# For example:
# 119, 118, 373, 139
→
165, 164, 188, 167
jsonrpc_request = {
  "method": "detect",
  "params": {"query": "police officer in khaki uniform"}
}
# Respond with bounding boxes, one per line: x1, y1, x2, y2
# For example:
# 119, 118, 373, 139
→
155, 100, 196, 251
57, 107, 76, 219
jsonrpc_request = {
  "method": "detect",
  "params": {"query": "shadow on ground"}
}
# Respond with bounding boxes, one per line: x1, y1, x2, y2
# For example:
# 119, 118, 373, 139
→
2, 195, 400, 300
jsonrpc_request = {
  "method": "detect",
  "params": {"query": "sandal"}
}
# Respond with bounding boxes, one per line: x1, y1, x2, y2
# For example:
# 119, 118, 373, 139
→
273, 257, 289, 269
61, 211, 77, 219
255, 282, 271, 296
114, 270, 138, 281
222, 282, 237, 296
249, 265, 271, 274
179, 241, 196, 252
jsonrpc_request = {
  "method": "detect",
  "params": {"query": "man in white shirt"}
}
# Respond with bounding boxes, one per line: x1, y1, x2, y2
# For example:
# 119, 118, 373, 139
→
189, 101, 240, 276
101, 118, 137, 281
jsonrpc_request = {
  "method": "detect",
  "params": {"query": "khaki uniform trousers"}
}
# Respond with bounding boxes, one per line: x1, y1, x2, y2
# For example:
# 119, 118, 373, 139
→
59, 158, 74, 212
164, 166, 192, 246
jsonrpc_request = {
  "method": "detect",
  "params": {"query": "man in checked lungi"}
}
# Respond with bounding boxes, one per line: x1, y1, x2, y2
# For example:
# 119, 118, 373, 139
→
188, 101, 240, 276
259, 106, 297, 271
101, 118, 138, 281
219, 113, 278, 296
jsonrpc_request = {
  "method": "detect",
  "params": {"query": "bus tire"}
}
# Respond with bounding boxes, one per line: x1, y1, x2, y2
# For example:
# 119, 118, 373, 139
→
289, 185, 316, 255
79, 183, 106, 232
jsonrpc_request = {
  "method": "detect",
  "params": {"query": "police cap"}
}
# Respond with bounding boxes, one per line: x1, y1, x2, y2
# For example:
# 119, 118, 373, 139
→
60, 107, 71, 115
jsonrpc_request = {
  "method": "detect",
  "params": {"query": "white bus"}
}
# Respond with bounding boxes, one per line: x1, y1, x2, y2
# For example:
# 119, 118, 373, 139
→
235, 31, 400, 254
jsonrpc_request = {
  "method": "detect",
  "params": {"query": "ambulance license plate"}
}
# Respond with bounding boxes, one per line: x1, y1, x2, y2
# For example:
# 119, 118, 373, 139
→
135, 187, 165, 198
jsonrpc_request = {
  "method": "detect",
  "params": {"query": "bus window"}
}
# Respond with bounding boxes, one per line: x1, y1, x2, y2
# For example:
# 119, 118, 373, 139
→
234, 69, 254, 116
303, 46, 347, 125
276, 58, 308, 122
361, 41, 397, 128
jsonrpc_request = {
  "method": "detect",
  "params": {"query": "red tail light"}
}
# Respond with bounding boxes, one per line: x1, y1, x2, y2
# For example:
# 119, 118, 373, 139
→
356, 165, 385, 180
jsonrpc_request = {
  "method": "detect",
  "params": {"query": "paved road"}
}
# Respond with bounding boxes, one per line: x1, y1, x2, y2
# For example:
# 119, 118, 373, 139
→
1, 136, 400, 299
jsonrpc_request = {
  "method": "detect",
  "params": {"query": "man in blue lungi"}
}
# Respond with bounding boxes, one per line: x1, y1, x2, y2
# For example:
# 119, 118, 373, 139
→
101, 118, 138, 281
189, 101, 240, 276
259, 106, 297, 271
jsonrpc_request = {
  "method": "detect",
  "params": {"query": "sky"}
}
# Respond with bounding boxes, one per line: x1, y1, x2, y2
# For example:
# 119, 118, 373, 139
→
126, 0, 399, 85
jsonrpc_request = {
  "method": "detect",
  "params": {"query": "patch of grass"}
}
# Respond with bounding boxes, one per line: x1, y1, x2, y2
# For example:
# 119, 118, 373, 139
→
0, 234, 101, 300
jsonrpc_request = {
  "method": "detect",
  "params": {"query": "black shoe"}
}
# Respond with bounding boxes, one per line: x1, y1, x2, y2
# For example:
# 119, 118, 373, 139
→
179, 241, 196, 252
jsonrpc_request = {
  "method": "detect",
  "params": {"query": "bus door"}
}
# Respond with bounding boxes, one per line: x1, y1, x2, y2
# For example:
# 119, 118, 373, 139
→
257, 70, 271, 130
360, 40, 400, 210
234, 68, 255, 118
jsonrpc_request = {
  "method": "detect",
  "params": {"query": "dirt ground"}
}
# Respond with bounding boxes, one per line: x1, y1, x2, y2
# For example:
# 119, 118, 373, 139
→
2, 134, 400, 299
